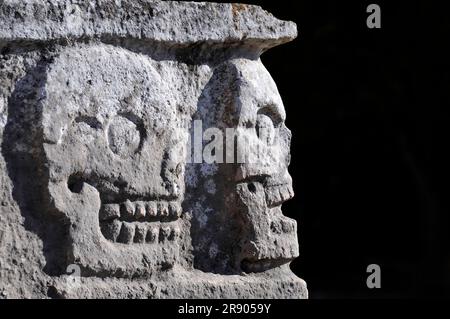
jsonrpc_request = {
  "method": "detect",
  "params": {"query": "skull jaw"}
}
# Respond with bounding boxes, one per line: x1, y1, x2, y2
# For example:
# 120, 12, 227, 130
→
48, 181, 187, 277
235, 181, 299, 273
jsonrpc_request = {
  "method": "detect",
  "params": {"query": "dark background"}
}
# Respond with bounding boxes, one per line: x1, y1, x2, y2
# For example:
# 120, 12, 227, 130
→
196, 1, 450, 298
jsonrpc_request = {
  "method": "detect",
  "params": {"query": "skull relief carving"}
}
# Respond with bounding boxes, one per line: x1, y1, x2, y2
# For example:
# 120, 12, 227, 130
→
229, 59, 299, 272
0, 0, 307, 298
187, 59, 298, 274
23, 48, 298, 279
40, 45, 189, 276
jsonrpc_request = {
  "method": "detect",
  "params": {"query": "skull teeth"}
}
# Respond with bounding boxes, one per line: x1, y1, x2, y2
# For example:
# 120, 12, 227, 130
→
99, 199, 183, 243
134, 202, 146, 220
102, 221, 181, 244
146, 225, 159, 243
99, 200, 182, 222
264, 183, 294, 207
99, 204, 121, 221
100, 219, 122, 242
270, 217, 296, 234
117, 222, 135, 244
134, 224, 147, 243
157, 202, 169, 218
146, 201, 158, 217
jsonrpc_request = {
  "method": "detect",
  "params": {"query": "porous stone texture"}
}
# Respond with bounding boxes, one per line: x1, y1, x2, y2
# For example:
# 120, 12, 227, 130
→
0, 0, 307, 299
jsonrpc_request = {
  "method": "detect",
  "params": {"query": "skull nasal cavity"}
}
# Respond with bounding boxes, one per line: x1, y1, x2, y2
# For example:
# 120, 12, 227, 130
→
68, 173, 84, 193
255, 114, 275, 145
247, 182, 257, 193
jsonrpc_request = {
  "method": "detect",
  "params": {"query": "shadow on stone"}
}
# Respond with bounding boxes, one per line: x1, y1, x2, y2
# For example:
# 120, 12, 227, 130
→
2, 57, 69, 276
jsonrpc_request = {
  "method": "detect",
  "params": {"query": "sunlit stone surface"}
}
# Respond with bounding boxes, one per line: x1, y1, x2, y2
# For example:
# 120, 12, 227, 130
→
0, 0, 306, 299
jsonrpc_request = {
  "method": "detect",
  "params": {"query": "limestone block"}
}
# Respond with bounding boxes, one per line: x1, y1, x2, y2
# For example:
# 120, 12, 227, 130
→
0, 0, 306, 299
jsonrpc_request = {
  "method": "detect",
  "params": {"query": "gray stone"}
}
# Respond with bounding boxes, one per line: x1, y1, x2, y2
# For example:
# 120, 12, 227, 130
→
0, 0, 307, 298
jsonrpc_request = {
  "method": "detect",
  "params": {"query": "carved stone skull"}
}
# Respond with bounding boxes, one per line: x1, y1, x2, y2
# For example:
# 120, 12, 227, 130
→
0, 0, 307, 298
187, 58, 298, 274
40, 45, 190, 276
226, 59, 299, 272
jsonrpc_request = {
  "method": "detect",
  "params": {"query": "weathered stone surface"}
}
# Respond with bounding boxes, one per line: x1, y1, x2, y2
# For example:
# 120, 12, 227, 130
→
0, 0, 306, 298
0, 0, 296, 46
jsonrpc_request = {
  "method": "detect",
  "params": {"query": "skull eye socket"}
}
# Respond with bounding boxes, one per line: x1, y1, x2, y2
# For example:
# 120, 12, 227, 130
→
255, 105, 284, 146
255, 114, 275, 145
107, 115, 143, 157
